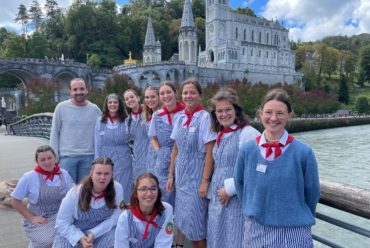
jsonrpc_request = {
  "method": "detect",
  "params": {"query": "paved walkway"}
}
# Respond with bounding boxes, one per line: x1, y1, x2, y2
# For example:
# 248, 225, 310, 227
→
0, 125, 47, 248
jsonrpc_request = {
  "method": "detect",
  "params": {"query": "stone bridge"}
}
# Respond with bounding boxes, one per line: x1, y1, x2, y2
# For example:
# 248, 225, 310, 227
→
0, 58, 112, 101
113, 61, 196, 87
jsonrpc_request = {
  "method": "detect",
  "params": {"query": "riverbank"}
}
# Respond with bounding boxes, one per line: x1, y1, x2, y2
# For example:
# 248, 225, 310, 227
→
251, 115, 370, 133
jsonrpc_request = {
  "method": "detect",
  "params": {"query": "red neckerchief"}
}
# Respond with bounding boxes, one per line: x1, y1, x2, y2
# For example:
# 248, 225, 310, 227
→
34, 164, 61, 181
147, 116, 152, 122
158, 101, 185, 125
92, 191, 106, 203
131, 107, 143, 117
256, 135, 294, 159
183, 105, 204, 127
216, 125, 240, 147
130, 205, 159, 240
108, 114, 118, 123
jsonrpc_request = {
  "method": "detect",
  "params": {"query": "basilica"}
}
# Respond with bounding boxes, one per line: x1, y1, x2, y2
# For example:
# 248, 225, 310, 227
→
113, 0, 301, 87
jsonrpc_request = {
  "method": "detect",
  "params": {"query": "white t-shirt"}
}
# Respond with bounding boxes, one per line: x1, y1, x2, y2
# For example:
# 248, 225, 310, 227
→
222, 124, 261, 196
114, 202, 174, 248
148, 109, 182, 137
11, 169, 74, 204
55, 181, 124, 246
170, 110, 217, 152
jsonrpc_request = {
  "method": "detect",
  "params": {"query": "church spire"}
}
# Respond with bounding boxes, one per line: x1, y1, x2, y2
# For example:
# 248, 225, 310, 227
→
181, 0, 195, 28
144, 16, 156, 47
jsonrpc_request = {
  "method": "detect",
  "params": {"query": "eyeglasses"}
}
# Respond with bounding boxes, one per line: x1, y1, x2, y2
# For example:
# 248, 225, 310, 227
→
262, 110, 288, 119
137, 186, 158, 194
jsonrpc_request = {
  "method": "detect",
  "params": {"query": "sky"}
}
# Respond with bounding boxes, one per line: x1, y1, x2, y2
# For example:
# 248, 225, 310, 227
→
1, 0, 370, 42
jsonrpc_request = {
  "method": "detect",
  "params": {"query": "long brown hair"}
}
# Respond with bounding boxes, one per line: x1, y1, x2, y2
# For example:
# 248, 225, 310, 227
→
143, 86, 159, 121
210, 87, 249, 132
101, 93, 127, 123
122, 172, 165, 215
79, 157, 116, 211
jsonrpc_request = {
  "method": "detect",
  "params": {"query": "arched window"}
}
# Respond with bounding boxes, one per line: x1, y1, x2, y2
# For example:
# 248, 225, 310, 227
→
244, 29, 246, 40
251, 31, 254, 42
259, 32, 262, 43
235, 27, 238, 39
266, 33, 269, 44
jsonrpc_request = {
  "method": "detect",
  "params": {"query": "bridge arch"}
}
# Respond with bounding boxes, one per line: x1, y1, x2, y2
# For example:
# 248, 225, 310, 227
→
138, 70, 161, 87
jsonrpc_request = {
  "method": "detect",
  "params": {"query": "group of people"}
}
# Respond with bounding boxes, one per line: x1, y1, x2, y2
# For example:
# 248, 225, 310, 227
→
10, 77, 320, 248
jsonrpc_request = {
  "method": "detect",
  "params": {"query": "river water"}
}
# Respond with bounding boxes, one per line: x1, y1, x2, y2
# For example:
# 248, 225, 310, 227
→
294, 124, 370, 247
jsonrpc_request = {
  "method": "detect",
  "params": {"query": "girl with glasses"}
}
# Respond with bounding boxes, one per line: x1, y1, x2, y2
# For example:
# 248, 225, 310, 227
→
115, 172, 174, 247
234, 89, 320, 247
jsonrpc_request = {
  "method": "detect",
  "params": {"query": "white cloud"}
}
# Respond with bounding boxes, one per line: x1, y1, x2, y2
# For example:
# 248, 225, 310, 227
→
261, 0, 370, 41
0, 0, 72, 31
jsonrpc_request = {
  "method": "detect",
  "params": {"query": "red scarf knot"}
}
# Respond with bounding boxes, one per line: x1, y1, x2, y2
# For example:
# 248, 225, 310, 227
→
216, 125, 240, 147
183, 105, 204, 127
256, 135, 294, 159
108, 114, 118, 123
130, 205, 159, 240
158, 101, 185, 125
131, 107, 143, 117
92, 191, 106, 202
34, 164, 61, 181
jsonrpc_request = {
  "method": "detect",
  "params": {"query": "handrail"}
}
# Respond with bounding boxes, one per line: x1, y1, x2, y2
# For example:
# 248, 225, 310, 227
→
9, 113, 53, 139
313, 180, 370, 247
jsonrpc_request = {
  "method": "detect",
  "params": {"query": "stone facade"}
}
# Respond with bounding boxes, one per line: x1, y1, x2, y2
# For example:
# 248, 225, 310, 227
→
114, 0, 301, 86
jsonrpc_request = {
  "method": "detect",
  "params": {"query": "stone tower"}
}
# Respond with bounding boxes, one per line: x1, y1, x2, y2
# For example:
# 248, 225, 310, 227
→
179, 0, 198, 65
205, 0, 230, 65
143, 16, 161, 64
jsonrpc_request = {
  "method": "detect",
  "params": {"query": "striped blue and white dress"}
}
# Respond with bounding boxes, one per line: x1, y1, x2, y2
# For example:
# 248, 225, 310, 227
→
53, 206, 116, 248
53, 182, 123, 248
126, 209, 166, 248
95, 118, 133, 202
207, 125, 260, 248
170, 110, 216, 240
23, 174, 68, 248
149, 110, 179, 206
127, 114, 152, 182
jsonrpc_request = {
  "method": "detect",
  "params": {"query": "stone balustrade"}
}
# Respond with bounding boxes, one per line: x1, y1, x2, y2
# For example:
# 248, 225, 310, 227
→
9, 113, 53, 139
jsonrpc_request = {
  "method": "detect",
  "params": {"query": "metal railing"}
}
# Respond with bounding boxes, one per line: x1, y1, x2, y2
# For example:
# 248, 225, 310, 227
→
9, 113, 53, 139
313, 180, 370, 247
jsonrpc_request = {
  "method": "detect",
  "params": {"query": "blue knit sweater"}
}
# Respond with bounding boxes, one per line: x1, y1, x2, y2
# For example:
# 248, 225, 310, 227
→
234, 139, 320, 227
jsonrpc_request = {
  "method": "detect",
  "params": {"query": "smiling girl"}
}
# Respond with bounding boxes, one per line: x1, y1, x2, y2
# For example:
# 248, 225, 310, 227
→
166, 78, 216, 248
234, 89, 320, 247
95, 93, 132, 203
207, 88, 260, 248
11, 145, 74, 248
115, 172, 174, 248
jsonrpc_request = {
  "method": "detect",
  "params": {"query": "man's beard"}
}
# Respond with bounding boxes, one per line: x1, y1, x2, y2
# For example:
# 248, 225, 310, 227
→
74, 94, 86, 102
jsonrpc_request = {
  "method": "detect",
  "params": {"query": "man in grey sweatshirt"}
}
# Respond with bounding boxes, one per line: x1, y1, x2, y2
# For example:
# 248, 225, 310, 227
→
50, 78, 101, 183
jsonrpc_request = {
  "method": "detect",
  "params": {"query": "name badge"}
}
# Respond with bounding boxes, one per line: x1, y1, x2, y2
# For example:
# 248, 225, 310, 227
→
99, 131, 105, 136
256, 164, 267, 173
189, 127, 196, 133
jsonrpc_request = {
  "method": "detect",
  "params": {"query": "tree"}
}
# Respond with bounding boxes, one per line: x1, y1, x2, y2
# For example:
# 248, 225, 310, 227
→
322, 47, 339, 79
15, 4, 29, 34
338, 75, 349, 104
44, 0, 61, 19
29, 0, 43, 31
355, 96, 369, 113
359, 44, 370, 85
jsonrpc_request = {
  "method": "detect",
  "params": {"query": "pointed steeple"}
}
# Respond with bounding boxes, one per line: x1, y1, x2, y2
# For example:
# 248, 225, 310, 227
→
181, 0, 195, 28
144, 16, 156, 47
